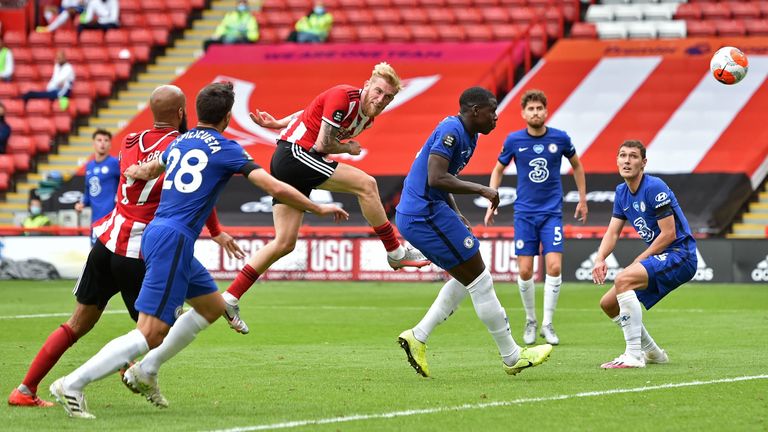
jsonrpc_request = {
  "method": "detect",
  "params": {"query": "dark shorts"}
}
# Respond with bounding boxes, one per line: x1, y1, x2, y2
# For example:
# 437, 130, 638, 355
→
270, 140, 338, 204
73, 240, 144, 321
396, 204, 480, 270
637, 247, 697, 309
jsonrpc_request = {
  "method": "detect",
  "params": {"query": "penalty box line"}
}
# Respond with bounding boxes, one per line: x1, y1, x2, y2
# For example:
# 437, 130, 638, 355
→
208, 375, 768, 432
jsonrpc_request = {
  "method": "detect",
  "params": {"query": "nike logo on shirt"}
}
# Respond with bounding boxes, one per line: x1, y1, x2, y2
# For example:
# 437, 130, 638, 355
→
519, 147, 529, 152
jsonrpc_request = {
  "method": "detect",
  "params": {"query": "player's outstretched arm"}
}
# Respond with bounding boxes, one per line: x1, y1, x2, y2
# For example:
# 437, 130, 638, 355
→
592, 217, 625, 284
568, 153, 588, 223
484, 161, 506, 226
247, 168, 349, 222
124, 159, 165, 181
427, 154, 500, 209
248, 109, 300, 130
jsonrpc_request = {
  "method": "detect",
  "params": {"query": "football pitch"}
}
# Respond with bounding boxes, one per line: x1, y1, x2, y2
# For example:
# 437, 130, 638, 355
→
1, 280, 766, 431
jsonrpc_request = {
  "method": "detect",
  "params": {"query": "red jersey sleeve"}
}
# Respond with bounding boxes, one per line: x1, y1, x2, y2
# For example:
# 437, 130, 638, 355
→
321, 87, 352, 128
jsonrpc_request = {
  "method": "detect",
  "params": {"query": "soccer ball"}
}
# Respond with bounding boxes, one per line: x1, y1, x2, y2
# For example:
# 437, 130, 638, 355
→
710, 46, 748, 85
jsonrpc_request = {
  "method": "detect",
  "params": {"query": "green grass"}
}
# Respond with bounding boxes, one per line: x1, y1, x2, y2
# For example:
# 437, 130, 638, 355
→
1, 280, 766, 431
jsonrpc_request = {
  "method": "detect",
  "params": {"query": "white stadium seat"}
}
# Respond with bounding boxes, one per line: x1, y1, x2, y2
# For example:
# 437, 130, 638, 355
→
655, 20, 687, 38
586, 5, 615, 22
643, 3, 677, 20
614, 4, 645, 21
627, 21, 658, 38
597, 21, 629, 39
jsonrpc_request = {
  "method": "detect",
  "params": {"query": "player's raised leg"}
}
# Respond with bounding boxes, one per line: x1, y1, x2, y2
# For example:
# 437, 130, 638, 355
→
319, 163, 429, 270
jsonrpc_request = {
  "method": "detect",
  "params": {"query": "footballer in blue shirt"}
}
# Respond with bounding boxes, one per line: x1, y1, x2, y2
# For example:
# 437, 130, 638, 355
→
50, 82, 348, 419
485, 89, 588, 346
396, 87, 553, 378
593, 140, 696, 369
76, 129, 120, 245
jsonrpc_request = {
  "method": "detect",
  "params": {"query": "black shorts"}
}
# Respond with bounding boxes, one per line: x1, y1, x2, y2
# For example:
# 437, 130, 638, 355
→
270, 140, 338, 204
73, 240, 145, 321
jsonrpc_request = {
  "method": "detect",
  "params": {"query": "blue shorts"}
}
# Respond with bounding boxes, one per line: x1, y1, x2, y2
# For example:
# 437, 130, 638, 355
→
514, 212, 563, 256
134, 224, 218, 325
637, 248, 697, 309
396, 205, 479, 270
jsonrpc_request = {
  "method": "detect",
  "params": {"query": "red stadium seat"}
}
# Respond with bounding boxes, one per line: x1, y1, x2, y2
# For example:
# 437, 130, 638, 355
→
121, 12, 147, 28
3, 99, 24, 116
82, 46, 110, 64
54, 113, 73, 134
357, 26, 385, 42
674, 3, 702, 20
89, 63, 117, 81
744, 19, 768, 36
26, 99, 52, 116
12, 153, 30, 173
446, 0, 472, 7
108, 47, 136, 65
66, 48, 86, 65
92, 79, 113, 98
104, 29, 130, 47
14, 65, 40, 82
422, 0, 446, 7
121, 0, 142, 14
140, 0, 167, 13
0, 82, 19, 98
11, 47, 32, 65
382, 25, 412, 42
131, 45, 151, 63
729, 2, 760, 20
32, 134, 52, 155
372, 8, 402, 24
475, 0, 499, 6
464, 24, 493, 41
716, 19, 747, 37
31, 48, 55, 64
52, 96, 77, 117
28, 116, 56, 136
286, 0, 311, 10
7, 135, 35, 155
3, 31, 27, 48
73, 97, 93, 116
498, 0, 526, 6
570, 22, 598, 39
0, 172, 10, 191
346, 9, 375, 25
456, 9, 483, 24
28, 31, 53, 48
700, 2, 730, 20
115, 61, 132, 80
409, 25, 440, 42
146, 13, 173, 30
166, 0, 192, 13
492, 23, 526, 41
170, 12, 188, 29
482, 7, 510, 23
401, 9, 429, 24
366, 0, 392, 7
0, 155, 14, 174
426, 8, 456, 24
71, 81, 97, 99
436, 25, 467, 41
329, 26, 358, 42
129, 29, 154, 48
686, 20, 717, 37
338, 0, 366, 7
53, 30, 78, 48
529, 24, 548, 58
510, 7, 537, 25
266, 11, 294, 26
79, 30, 106, 47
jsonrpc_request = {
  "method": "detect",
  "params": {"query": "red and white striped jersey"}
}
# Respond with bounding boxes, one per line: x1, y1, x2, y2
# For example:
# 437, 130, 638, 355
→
93, 127, 179, 258
278, 84, 374, 152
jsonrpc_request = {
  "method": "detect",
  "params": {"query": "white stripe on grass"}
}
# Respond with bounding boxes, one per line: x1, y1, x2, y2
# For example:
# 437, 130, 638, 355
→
208, 375, 768, 432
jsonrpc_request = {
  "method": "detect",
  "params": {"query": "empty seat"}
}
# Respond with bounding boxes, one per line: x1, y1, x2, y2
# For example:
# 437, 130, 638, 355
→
357, 26, 385, 42
105, 29, 130, 47
586, 5, 614, 22
0, 155, 14, 174
71, 81, 97, 99
329, 26, 358, 42
129, 29, 154, 47
0, 172, 10, 191
409, 25, 440, 42
613, 5, 643, 21
426, 8, 456, 24
26, 99, 52, 116
457, 9, 483, 24
66, 48, 86, 65
31, 48, 55, 64
14, 65, 40, 81
145, 13, 173, 29
11, 47, 32, 65
656, 20, 687, 38
716, 19, 747, 37
54, 113, 72, 134
744, 19, 768, 36
121, 0, 142, 13
570, 22, 598, 39
266, 10, 295, 26
32, 134, 52, 154
366, 0, 392, 7
345, 9, 375, 24
169, 11, 188, 29
121, 12, 147, 28
28, 31, 53, 47
53, 30, 78, 48
685, 19, 716, 37
6, 136, 34, 155
528, 24, 548, 57
491, 23, 525, 40
3, 31, 27, 48
436, 25, 467, 41
372, 8, 402, 24
3, 99, 24, 116
642, 4, 675, 21
464, 24, 493, 41
674, 3, 701, 20
12, 153, 30, 173
482, 7, 509, 23
597, 22, 629, 39
700, 2, 730, 20
382, 25, 412, 42
627, 21, 657, 38
730, 2, 760, 20
0, 82, 19, 98
73, 97, 93, 116
402, 9, 429, 24
140, 0, 166, 13
28, 117, 56, 136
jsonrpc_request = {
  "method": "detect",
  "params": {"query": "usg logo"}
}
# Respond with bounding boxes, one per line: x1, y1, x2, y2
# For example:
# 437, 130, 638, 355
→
576, 252, 623, 281
692, 248, 714, 281
751, 255, 768, 281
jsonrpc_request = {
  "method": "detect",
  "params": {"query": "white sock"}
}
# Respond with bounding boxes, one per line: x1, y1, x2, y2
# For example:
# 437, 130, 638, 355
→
542, 274, 561, 326
518, 276, 536, 322
616, 291, 643, 358
140, 309, 210, 375
612, 315, 659, 354
64, 329, 149, 391
47, 11, 70, 31
222, 291, 238, 305
412, 278, 467, 343
387, 245, 405, 260
467, 270, 520, 365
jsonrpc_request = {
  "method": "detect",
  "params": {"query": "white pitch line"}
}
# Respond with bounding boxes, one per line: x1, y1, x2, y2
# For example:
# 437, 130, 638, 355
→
207, 375, 768, 432
0, 310, 128, 320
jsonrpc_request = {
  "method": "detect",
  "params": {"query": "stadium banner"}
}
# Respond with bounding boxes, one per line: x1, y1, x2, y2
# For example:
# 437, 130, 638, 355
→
49, 172, 751, 235
2, 236, 765, 283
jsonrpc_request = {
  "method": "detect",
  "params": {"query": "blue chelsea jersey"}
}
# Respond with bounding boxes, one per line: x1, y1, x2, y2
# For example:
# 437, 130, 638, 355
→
613, 174, 695, 253
397, 116, 477, 216
83, 155, 120, 222
498, 127, 575, 214
153, 127, 256, 236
